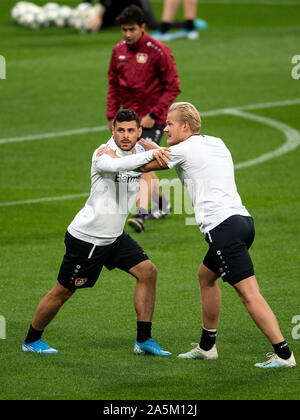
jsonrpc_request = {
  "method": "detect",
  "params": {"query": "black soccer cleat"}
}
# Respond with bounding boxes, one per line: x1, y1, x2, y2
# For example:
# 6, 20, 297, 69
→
127, 215, 145, 232
127, 207, 146, 232
145, 198, 172, 220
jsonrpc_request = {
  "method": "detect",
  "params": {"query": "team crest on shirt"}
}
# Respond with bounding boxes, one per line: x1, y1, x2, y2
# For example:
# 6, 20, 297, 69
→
74, 278, 88, 287
136, 53, 148, 63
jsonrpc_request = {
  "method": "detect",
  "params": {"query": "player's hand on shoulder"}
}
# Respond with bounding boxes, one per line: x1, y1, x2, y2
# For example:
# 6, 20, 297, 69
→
96, 146, 118, 159
153, 147, 171, 168
138, 138, 160, 150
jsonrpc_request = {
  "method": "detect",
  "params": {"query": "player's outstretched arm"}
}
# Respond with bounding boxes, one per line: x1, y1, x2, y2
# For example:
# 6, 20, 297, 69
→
139, 149, 170, 172
94, 148, 155, 173
95, 146, 170, 172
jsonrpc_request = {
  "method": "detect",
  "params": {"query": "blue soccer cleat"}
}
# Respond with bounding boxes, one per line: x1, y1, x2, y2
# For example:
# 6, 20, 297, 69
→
174, 29, 199, 40
134, 338, 172, 357
22, 339, 58, 354
194, 18, 208, 30
151, 31, 181, 41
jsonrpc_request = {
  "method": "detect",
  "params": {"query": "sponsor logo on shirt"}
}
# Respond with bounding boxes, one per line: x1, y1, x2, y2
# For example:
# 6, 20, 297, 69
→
117, 55, 128, 62
136, 53, 148, 64
115, 173, 141, 183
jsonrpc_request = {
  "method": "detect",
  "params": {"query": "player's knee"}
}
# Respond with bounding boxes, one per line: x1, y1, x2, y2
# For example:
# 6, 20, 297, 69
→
50, 281, 74, 304
197, 269, 204, 284
60, 289, 74, 304
235, 285, 260, 306
198, 265, 216, 287
130, 260, 157, 283
140, 260, 157, 282
146, 261, 157, 281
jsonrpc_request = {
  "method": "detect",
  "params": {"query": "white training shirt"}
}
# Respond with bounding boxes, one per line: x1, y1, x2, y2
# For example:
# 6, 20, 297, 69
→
68, 137, 154, 245
168, 134, 250, 234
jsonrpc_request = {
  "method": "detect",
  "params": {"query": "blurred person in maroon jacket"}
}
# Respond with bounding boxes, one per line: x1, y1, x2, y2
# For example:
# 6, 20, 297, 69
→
106, 5, 181, 233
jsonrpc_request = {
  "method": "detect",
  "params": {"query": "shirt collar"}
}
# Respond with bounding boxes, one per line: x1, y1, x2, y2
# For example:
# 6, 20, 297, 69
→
127, 31, 147, 52
108, 136, 136, 156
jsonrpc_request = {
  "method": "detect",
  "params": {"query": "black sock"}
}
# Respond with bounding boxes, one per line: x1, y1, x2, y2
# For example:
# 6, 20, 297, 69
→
137, 321, 152, 343
160, 22, 171, 34
185, 19, 196, 31
272, 341, 292, 360
200, 327, 217, 351
25, 324, 43, 344
158, 196, 170, 213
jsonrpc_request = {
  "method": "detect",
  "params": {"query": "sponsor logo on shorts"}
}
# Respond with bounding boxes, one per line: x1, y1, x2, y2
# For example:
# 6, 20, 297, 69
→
74, 278, 88, 287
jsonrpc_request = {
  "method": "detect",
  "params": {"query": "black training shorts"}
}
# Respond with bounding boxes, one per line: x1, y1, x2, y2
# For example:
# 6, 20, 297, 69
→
57, 231, 149, 291
203, 215, 255, 286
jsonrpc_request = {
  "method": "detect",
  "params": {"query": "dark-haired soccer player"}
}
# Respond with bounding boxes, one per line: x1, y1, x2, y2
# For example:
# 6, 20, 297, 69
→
22, 109, 171, 357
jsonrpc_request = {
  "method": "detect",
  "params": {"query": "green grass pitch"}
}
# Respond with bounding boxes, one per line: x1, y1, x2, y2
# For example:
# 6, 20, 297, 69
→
1, 0, 300, 400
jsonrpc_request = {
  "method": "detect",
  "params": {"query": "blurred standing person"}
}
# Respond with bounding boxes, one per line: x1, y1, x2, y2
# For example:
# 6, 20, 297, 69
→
106, 5, 181, 232
80, 0, 162, 30
152, 0, 207, 41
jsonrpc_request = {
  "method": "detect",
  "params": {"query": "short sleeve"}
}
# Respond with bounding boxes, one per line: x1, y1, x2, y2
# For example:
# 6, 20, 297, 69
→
167, 144, 186, 169
94, 150, 154, 173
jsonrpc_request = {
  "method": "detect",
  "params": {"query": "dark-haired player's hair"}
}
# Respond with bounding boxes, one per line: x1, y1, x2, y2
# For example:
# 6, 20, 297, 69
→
116, 5, 145, 27
113, 109, 141, 128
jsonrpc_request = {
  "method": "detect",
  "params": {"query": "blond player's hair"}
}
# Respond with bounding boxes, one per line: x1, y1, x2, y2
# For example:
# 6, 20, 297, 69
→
168, 102, 201, 133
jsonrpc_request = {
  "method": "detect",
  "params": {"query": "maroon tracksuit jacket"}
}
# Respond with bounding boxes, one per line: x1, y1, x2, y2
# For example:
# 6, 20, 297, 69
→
106, 32, 181, 127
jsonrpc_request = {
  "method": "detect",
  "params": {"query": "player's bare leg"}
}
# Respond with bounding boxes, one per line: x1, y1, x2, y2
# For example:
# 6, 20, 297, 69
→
183, 0, 197, 20
128, 172, 171, 232
234, 276, 295, 368
22, 281, 74, 354
129, 260, 157, 322
136, 172, 153, 211
31, 281, 74, 331
178, 263, 220, 359
198, 263, 221, 329
234, 276, 284, 344
161, 0, 181, 22
137, 172, 164, 212
129, 260, 171, 356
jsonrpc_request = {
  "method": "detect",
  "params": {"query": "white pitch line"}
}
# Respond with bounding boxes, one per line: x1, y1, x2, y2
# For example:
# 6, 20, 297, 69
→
0, 125, 108, 145
0, 98, 300, 145
233, 98, 300, 113
202, 97, 300, 117
225, 109, 300, 169
0, 193, 89, 207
